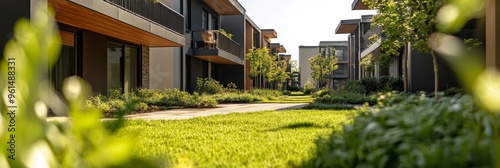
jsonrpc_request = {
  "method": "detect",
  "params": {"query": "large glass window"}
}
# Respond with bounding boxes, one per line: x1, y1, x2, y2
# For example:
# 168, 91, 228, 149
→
107, 42, 122, 91
51, 30, 77, 93
107, 42, 139, 94
202, 10, 217, 30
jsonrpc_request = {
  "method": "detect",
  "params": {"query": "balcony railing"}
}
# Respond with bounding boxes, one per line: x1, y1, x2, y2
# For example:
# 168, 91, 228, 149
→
104, 0, 184, 35
192, 30, 242, 59
362, 26, 382, 49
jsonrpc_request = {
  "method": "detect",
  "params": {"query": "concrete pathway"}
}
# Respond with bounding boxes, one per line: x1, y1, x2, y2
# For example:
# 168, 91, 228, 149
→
47, 103, 307, 121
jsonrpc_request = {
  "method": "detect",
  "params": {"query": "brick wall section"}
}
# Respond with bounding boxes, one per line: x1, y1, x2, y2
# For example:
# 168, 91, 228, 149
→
142, 45, 150, 88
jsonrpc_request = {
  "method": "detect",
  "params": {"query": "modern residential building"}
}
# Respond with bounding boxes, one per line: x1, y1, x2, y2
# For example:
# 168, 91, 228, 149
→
299, 41, 348, 89
1, 0, 185, 95
345, 0, 480, 92
335, 15, 402, 80
261, 29, 277, 49
184, 0, 246, 92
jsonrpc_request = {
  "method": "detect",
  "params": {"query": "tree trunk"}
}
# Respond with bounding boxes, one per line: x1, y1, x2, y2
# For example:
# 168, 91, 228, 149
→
431, 50, 439, 101
403, 44, 408, 93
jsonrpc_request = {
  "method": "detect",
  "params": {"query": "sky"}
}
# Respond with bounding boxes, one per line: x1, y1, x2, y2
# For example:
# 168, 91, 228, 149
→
238, 0, 376, 62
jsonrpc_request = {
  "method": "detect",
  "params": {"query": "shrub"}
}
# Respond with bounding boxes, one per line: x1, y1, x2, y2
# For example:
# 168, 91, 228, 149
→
309, 95, 495, 167
302, 103, 355, 110
225, 82, 239, 93
287, 85, 301, 91
314, 92, 377, 105
445, 87, 464, 97
342, 80, 366, 94
312, 89, 331, 98
196, 78, 224, 95
303, 80, 317, 95
359, 77, 379, 94
249, 89, 282, 100
282, 90, 291, 96
184, 93, 218, 108
212, 93, 263, 104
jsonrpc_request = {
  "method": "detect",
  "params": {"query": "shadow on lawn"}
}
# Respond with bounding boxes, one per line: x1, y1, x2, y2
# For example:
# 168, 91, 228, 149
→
263, 122, 326, 132
276, 104, 308, 110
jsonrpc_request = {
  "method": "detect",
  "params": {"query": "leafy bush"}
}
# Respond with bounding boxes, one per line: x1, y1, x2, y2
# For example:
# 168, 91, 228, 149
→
249, 89, 282, 100
302, 103, 356, 110
225, 82, 239, 93
359, 77, 379, 94
86, 88, 218, 114
445, 87, 464, 97
282, 90, 291, 96
287, 85, 301, 92
183, 93, 217, 108
309, 95, 496, 167
340, 77, 403, 95
212, 93, 263, 104
342, 80, 366, 94
195, 78, 224, 95
312, 89, 331, 98
314, 92, 377, 105
303, 80, 317, 95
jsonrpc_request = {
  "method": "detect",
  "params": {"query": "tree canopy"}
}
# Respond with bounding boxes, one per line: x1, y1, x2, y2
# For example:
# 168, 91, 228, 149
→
308, 51, 339, 88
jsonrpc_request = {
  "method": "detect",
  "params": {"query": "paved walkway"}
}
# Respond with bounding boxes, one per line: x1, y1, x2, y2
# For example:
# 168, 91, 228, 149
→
47, 103, 307, 121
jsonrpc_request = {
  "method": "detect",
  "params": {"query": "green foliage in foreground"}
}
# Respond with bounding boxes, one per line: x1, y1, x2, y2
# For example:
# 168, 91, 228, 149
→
309, 95, 497, 167
118, 110, 356, 167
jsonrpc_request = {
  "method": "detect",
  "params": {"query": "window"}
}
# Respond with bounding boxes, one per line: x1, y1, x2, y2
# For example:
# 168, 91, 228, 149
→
335, 50, 345, 60
51, 30, 77, 93
253, 29, 260, 48
106, 42, 139, 94
202, 10, 218, 30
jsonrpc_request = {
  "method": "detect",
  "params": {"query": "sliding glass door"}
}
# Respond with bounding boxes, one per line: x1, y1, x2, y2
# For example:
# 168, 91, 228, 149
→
106, 42, 139, 94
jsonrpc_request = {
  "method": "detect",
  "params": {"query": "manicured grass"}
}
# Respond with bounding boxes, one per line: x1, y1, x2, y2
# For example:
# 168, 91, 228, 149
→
259, 95, 315, 103
118, 110, 356, 167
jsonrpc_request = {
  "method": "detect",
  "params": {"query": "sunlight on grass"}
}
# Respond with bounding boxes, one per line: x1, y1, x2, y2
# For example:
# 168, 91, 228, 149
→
117, 110, 356, 167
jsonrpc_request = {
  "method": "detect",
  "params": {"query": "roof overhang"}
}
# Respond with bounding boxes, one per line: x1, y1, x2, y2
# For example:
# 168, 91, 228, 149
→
262, 29, 278, 39
271, 43, 286, 53
50, 0, 184, 47
335, 19, 361, 34
352, 0, 370, 10
203, 0, 245, 15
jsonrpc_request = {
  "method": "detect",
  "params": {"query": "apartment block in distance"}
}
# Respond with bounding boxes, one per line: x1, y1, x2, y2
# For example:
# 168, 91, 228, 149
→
0, 0, 185, 95
299, 41, 348, 89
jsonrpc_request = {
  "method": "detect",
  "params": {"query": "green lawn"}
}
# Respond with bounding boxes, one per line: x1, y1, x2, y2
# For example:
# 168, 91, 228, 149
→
118, 110, 355, 167
259, 95, 315, 103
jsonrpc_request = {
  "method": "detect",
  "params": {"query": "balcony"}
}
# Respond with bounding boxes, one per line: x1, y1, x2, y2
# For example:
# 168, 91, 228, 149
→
192, 30, 243, 65
361, 26, 382, 59
52, 0, 185, 47
104, 0, 184, 35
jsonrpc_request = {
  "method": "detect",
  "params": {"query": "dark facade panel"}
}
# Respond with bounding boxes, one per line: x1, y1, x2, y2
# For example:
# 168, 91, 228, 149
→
0, 0, 31, 60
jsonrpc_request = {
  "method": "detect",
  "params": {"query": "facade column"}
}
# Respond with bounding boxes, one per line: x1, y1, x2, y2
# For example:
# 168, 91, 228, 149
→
486, 0, 500, 70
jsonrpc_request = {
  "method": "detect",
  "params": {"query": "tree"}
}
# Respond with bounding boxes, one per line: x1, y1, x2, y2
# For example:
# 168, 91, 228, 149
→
290, 60, 298, 73
246, 48, 288, 89
308, 51, 339, 89
363, 0, 447, 100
